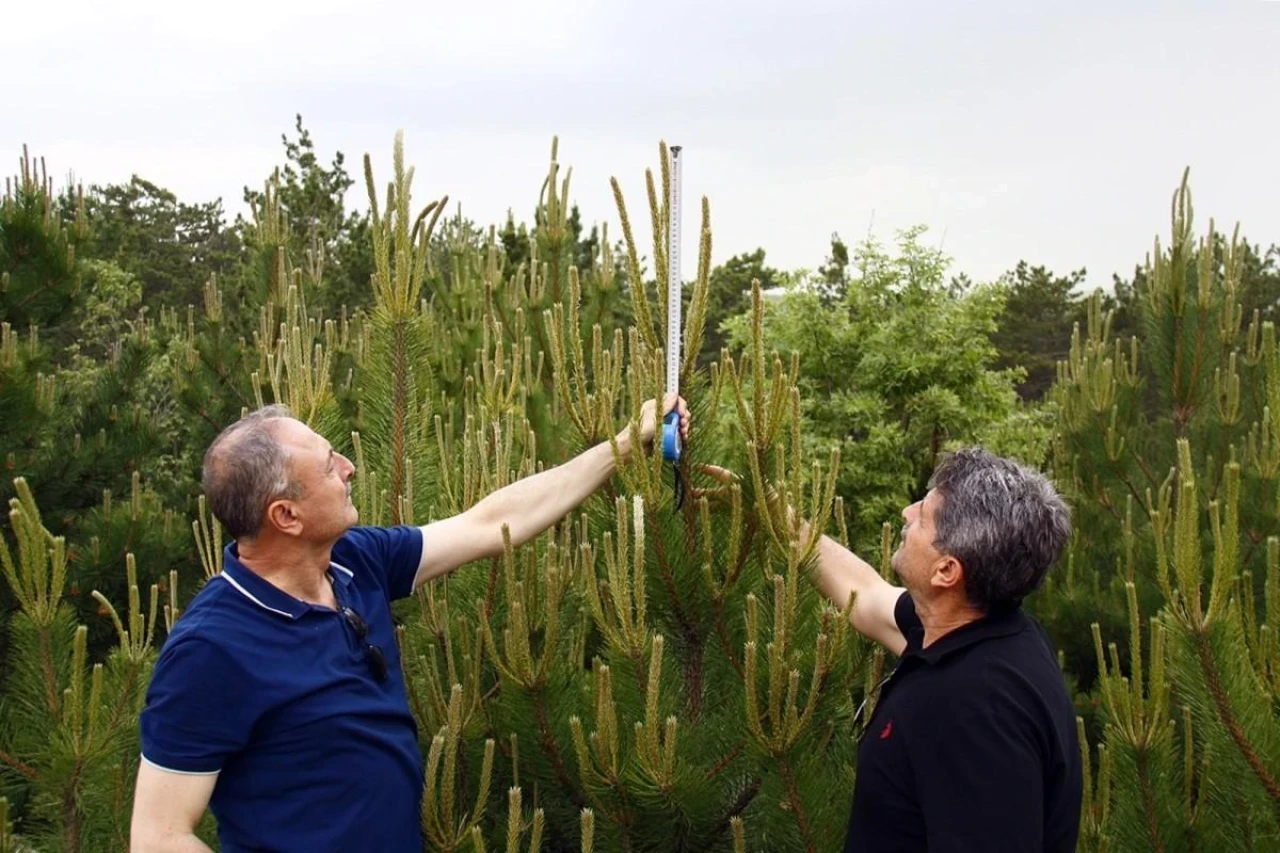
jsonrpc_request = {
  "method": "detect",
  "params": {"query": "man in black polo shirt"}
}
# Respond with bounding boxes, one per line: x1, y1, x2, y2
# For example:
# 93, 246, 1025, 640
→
805, 447, 1081, 851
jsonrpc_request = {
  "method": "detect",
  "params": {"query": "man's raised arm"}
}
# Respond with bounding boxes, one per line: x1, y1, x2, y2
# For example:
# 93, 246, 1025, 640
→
697, 466, 907, 655
806, 532, 907, 656
413, 394, 690, 588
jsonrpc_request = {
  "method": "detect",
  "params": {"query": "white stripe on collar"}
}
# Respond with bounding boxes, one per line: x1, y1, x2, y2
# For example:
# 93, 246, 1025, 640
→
218, 571, 296, 619
218, 561, 354, 617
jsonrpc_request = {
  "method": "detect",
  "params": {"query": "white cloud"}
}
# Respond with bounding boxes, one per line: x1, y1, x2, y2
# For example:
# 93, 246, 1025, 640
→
5, 1, 1279, 288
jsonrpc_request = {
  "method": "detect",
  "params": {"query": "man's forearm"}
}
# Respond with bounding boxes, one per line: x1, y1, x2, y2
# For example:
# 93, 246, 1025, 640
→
469, 434, 631, 549
810, 533, 872, 608
806, 532, 907, 653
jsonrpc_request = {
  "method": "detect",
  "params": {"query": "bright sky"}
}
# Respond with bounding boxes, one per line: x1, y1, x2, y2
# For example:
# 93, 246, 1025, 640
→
6, 1, 1279, 290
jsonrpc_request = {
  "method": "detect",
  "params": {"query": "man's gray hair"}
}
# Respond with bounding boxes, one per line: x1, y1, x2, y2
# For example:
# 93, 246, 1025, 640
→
928, 447, 1072, 613
201, 405, 302, 541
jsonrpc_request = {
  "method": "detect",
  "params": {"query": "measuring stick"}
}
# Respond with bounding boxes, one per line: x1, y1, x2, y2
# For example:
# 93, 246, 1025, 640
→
662, 145, 683, 464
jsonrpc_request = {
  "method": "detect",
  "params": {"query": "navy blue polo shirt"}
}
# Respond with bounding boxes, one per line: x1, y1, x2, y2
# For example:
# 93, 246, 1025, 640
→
140, 525, 425, 852
845, 591, 1082, 852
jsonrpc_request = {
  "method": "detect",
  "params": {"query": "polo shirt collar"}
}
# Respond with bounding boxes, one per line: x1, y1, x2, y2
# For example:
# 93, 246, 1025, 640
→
219, 543, 354, 620
909, 607, 1027, 665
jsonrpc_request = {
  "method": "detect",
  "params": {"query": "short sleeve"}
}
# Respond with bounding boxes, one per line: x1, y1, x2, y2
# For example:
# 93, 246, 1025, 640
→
339, 525, 424, 601
140, 636, 257, 774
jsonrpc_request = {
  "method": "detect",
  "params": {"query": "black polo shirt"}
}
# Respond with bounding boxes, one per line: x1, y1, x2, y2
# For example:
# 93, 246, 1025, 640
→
844, 592, 1081, 852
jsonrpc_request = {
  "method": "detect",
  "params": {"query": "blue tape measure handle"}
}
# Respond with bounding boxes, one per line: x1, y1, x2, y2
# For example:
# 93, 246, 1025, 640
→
662, 410, 681, 462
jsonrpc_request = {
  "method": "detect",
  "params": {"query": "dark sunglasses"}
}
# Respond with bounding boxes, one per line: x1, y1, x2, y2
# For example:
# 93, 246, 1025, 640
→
340, 605, 389, 683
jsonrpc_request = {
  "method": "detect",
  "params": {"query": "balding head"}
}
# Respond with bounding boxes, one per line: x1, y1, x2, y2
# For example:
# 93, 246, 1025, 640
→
202, 405, 304, 540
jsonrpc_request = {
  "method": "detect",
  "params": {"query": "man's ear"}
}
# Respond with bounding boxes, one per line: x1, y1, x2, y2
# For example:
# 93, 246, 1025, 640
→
930, 555, 965, 592
265, 499, 303, 538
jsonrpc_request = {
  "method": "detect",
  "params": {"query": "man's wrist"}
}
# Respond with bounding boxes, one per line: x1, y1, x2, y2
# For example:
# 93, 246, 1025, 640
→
612, 430, 633, 463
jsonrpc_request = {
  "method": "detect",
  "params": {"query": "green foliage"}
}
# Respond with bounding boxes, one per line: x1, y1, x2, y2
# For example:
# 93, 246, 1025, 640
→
0, 153, 179, 525
1055, 171, 1280, 849
0, 149, 200, 805
349, 130, 447, 526
0, 479, 167, 850
724, 226, 1047, 548
1237, 241, 1280, 327
1047, 172, 1273, 674
814, 233, 851, 299
992, 261, 1088, 401
242, 115, 374, 318
80, 175, 240, 313
4, 128, 1280, 853
698, 248, 782, 368
69, 261, 141, 360
1111, 233, 1280, 355
1, 149, 83, 343
0, 323, 54, 495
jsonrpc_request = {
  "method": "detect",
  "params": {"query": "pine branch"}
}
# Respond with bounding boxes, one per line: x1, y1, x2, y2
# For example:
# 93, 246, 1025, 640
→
714, 600, 743, 680
646, 511, 696, 655
704, 742, 745, 782
778, 757, 817, 853
0, 751, 37, 781
1134, 750, 1167, 853
709, 778, 760, 844
1193, 627, 1280, 815
532, 689, 585, 811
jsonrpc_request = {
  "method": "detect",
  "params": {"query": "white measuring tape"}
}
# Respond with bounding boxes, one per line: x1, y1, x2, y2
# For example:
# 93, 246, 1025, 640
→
661, 145, 684, 508
661, 145, 683, 465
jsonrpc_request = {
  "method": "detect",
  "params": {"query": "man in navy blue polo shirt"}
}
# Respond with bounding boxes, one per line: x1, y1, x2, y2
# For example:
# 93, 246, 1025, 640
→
129, 395, 689, 853
703, 447, 1082, 851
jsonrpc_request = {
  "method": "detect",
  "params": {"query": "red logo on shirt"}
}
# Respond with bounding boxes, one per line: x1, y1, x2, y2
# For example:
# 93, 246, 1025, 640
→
880, 720, 894, 740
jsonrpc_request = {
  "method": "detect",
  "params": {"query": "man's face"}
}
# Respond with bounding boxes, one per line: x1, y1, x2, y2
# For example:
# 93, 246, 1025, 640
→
273, 418, 358, 540
891, 489, 947, 590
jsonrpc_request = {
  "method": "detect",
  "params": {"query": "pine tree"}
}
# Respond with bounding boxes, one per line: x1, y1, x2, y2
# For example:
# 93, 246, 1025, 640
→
0, 148, 83, 341
1051, 170, 1280, 849
232, 132, 878, 851
721, 226, 1045, 551
991, 261, 1088, 402
0, 149, 193, 652
1, 148, 82, 487
0, 148, 202, 849
241, 115, 372, 318
0, 478, 182, 850
19, 130, 1280, 852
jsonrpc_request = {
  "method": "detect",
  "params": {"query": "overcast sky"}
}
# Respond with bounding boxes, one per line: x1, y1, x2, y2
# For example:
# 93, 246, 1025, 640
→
6, 1, 1279, 290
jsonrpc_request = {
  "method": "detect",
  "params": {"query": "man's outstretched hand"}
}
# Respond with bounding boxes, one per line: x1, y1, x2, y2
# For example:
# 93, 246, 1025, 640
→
693, 463, 800, 533
625, 392, 691, 454
692, 463, 740, 504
